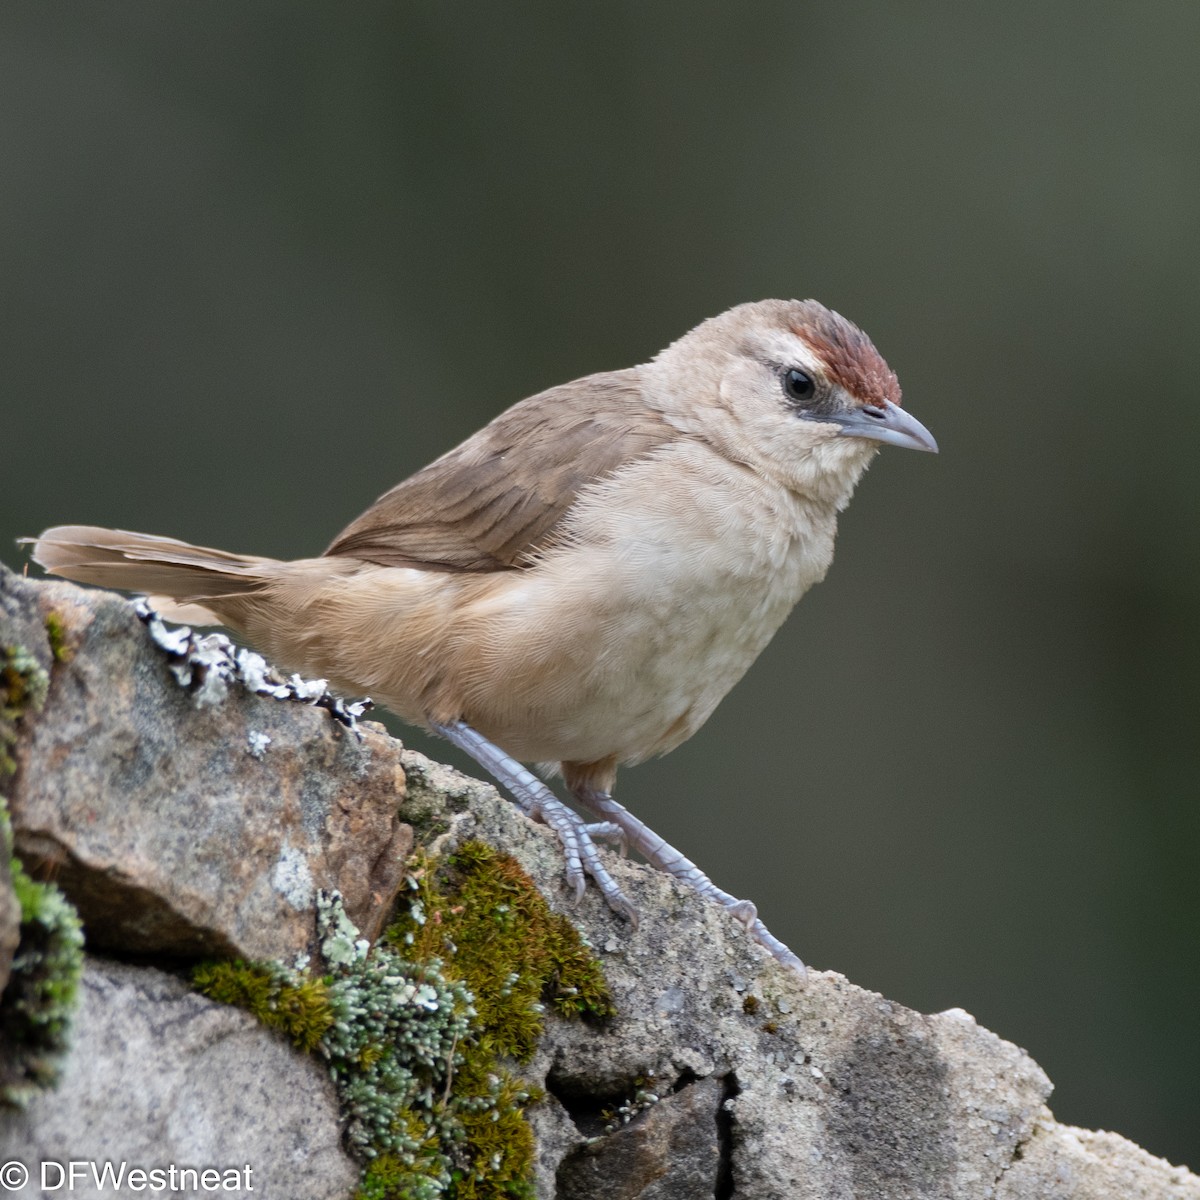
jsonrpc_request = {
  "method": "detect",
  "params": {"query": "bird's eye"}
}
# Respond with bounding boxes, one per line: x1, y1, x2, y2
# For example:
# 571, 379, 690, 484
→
783, 368, 816, 404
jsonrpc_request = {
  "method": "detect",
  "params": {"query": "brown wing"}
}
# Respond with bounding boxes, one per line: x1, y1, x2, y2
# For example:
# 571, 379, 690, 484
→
324, 368, 678, 572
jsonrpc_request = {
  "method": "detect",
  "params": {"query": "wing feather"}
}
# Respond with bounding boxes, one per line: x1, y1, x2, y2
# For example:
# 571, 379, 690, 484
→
324, 369, 677, 571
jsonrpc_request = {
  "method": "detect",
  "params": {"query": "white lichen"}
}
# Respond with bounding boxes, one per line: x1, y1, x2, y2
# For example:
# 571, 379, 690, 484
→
246, 730, 271, 759
317, 888, 370, 967
271, 845, 315, 911
135, 601, 371, 732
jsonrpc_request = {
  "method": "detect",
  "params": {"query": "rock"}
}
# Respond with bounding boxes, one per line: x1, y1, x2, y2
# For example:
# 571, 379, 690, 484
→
524, 895, 1051, 1199
996, 1120, 1200, 1200
0, 957, 357, 1200
2, 566, 1198, 1199
555, 1075, 724, 1198
0, 565, 411, 962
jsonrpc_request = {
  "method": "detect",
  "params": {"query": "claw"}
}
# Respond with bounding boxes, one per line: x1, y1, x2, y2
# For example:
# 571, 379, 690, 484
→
749, 921, 806, 976
582, 820, 626, 849
725, 898, 758, 927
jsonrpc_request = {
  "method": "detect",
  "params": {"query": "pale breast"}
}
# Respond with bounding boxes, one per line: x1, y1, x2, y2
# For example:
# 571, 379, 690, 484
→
449, 442, 839, 765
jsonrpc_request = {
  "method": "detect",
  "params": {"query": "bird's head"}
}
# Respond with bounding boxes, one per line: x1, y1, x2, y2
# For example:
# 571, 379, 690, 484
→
649, 299, 936, 507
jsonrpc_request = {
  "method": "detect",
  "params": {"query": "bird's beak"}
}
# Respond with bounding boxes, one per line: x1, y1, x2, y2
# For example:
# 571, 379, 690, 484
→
835, 400, 938, 453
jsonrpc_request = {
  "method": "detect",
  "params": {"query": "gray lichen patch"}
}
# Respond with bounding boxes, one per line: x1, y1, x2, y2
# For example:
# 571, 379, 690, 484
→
271, 844, 316, 912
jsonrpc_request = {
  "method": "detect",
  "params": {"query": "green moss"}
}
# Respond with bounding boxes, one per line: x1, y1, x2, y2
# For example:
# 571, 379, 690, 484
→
449, 1057, 539, 1200
394, 802, 452, 850
1, 643, 49, 777
43, 613, 72, 664
377, 840, 613, 1198
0, 646, 84, 1104
389, 840, 614, 1056
193, 961, 333, 1053
196, 843, 611, 1198
356, 1149, 448, 1200
0, 806, 85, 1107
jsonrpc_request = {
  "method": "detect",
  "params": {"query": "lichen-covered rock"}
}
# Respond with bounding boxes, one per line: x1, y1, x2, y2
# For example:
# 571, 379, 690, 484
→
0, 845, 83, 1106
0, 565, 411, 962
0, 957, 357, 1199
1, 567, 1197, 1199
1, 625, 49, 996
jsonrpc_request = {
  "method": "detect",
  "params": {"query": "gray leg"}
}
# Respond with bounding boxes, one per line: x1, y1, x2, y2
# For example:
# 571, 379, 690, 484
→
429, 719, 637, 922
573, 786, 806, 977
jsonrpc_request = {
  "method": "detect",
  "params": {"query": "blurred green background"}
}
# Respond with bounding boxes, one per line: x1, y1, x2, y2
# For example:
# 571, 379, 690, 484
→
3, 2, 1198, 1169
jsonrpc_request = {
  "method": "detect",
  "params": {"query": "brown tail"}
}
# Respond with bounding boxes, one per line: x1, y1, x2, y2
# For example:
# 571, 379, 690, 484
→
25, 525, 278, 624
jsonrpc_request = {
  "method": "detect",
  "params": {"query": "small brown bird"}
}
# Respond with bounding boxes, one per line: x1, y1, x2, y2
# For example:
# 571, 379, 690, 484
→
29, 300, 936, 974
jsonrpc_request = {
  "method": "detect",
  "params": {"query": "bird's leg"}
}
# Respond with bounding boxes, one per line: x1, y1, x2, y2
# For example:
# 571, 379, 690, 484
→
429, 719, 637, 921
572, 786, 806, 977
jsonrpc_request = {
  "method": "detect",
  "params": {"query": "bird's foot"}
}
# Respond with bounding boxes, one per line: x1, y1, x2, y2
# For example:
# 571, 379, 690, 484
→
573, 787, 807, 979
429, 719, 638, 923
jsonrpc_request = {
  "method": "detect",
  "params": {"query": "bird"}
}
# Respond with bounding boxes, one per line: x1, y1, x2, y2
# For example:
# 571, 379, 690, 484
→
28, 299, 936, 975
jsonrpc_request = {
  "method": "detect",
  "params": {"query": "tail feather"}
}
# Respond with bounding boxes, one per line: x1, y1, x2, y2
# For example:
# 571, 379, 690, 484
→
25, 526, 277, 612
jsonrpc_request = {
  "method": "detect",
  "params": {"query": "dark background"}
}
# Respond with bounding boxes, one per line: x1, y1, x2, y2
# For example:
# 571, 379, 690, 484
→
3, 3, 1198, 1168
